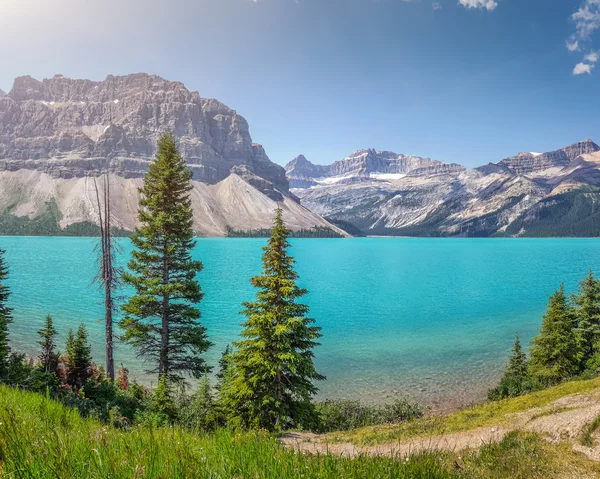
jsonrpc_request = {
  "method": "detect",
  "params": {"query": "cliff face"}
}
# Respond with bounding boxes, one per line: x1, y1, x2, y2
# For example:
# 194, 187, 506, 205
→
498, 140, 600, 175
0, 73, 288, 195
0, 74, 342, 236
287, 141, 600, 237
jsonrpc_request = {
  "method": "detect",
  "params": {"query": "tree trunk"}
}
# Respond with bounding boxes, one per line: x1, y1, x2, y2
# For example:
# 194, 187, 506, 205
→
160, 238, 170, 377
104, 177, 114, 381
93, 176, 115, 381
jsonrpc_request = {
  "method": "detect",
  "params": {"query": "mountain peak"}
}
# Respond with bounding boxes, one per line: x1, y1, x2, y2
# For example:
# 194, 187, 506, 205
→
288, 154, 311, 166
0, 89, 5, 97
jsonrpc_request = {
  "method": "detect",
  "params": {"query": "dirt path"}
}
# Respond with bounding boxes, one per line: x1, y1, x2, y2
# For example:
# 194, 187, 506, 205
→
281, 390, 600, 460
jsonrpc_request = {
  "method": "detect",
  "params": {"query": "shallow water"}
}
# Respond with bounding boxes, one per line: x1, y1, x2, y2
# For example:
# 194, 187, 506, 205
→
2, 236, 599, 407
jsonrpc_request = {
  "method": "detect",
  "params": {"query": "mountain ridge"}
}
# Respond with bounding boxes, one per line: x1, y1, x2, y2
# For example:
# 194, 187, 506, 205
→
0, 73, 344, 237
287, 140, 600, 237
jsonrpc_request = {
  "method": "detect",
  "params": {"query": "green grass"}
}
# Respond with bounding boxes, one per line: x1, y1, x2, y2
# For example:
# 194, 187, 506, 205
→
457, 431, 600, 479
0, 386, 453, 478
581, 412, 600, 447
0, 386, 597, 478
333, 377, 600, 445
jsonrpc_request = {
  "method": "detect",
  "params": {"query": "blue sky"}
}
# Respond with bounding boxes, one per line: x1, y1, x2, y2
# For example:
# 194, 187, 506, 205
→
1, 0, 600, 168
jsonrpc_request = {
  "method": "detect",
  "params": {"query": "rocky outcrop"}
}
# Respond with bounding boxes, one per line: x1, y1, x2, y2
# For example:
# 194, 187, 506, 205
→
289, 140, 600, 237
0, 89, 5, 97
406, 163, 466, 177
0, 74, 343, 236
499, 140, 600, 175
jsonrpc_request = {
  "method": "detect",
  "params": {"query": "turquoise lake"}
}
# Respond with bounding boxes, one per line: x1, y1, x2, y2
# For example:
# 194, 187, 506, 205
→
1, 237, 599, 408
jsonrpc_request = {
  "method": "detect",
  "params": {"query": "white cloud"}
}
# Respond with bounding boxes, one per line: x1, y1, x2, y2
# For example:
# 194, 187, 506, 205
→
567, 1, 600, 75
567, 39, 580, 51
432, 1, 442, 10
458, 0, 497, 11
573, 62, 594, 74
572, 1, 600, 38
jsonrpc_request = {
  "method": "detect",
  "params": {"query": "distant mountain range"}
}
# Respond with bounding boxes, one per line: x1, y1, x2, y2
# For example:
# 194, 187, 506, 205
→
285, 140, 600, 237
0, 74, 343, 237
2, 73, 600, 238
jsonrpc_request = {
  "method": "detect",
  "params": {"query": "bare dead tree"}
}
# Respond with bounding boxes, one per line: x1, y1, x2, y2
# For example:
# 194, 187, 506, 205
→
93, 175, 121, 381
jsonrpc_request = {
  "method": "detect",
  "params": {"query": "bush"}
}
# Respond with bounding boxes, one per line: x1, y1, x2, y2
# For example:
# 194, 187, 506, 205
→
313, 398, 423, 433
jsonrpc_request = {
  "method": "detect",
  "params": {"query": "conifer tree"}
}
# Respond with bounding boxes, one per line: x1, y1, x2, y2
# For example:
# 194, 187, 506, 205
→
572, 271, 600, 369
152, 375, 177, 423
38, 315, 58, 373
488, 333, 529, 400
0, 249, 12, 380
506, 333, 528, 379
216, 344, 231, 386
120, 132, 211, 382
189, 375, 218, 430
65, 324, 92, 388
221, 208, 324, 430
529, 284, 579, 385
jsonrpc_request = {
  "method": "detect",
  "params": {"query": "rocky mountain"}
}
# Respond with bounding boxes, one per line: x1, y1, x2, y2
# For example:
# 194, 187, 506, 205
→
498, 140, 599, 175
285, 149, 461, 188
0, 74, 343, 236
0, 89, 5, 97
287, 140, 600, 237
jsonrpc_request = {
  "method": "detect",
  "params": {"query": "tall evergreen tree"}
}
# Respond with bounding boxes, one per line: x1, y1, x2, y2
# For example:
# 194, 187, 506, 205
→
0, 249, 12, 379
119, 132, 211, 382
572, 271, 600, 369
221, 208, 324, 430
38, 315, 58, 373
529, 284, 579, 384
65, 324, 92, 388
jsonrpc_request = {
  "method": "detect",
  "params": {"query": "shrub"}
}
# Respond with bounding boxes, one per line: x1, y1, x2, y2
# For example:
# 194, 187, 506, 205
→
313, 398, 423, 433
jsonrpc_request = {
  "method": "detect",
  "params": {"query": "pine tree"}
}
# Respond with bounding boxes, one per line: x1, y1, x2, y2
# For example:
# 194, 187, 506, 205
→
120, 132, 211, 382
65, 324, 92, 388
488, 333, 529, 400
529, 284, 579, 385
38, 315, 58, 373
221, 208, 324, 430
151, 375, 177, 423
0, 249, 12, 379
572, 271, 600, 370
188, 375, 218, 430
216, 344, 231, 385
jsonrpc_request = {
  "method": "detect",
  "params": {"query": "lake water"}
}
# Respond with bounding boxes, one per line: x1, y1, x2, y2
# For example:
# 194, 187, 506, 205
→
1, 237, 599, 409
